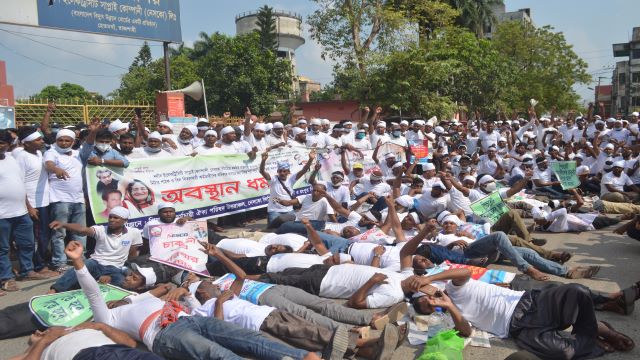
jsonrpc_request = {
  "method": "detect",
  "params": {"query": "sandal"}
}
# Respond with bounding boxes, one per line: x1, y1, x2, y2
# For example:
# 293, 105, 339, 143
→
0, 279, 19, 291
566, 266, 600, 279
395, 323, 409, 349
372, 302, 408, 330
600, 321, 635, 351
374, 324, 399, 360
596, 337, 615, 353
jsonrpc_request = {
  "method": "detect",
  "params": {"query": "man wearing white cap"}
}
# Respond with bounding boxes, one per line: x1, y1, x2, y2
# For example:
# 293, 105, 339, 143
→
194, 130, 220, 155
128, 131, 172, 159
260, 150, 315, 226
421, 162, 441, 189
44, 128, 88, 273
478, 122, 500, 152
244, 121, 269, 151
414, 181, 451, 219
266, 121, 287, 147
320, 118, 331, 133
406, 120, 425, 142
289, 127, 308, 148
370, 121, 390, 148
306, 118, 330, 148
14, 127, 57, 277
477, 145, 503, 177
170, 125, 199, 156
108, 119, 128, 137
49, 206, 142, 292
610, 119, 631, 146
600, 160, 640, 203
141, 202, 195, 242
216, 126, 256, 159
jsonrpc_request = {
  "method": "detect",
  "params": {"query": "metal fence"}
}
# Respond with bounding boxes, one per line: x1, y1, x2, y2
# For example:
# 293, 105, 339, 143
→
14, 99, 156, 128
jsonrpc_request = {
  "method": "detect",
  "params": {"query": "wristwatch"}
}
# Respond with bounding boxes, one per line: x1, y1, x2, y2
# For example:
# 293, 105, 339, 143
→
101, 158, 105, 165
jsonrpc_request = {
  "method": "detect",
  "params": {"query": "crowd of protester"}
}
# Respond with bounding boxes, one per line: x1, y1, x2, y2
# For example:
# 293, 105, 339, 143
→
1, 102, 640, 359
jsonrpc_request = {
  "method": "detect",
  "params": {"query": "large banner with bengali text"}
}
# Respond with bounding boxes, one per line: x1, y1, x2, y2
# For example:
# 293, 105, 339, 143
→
86, 147, 313, 229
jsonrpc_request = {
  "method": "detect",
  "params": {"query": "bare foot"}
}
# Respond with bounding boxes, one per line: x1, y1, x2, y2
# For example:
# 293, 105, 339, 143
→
525, 267, 549, 281
599, 321, 635, 351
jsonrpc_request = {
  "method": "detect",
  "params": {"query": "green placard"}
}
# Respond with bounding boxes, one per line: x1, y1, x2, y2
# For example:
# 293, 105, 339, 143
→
469, 191, 509, 225
29, 284, 132, 327
550, 161, 579, 190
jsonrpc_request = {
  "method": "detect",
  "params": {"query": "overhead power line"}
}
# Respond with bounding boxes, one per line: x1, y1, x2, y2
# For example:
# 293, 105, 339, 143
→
0, 40, 121, 78
0, 26, 162, 47
0, 28, 128, 70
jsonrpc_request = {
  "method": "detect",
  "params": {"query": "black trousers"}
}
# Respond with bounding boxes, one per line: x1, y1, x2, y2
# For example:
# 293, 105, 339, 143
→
509, 283, 604, 360
258, 264, 331, 296
510, 275, 611, 306
73, 344, 162, 360
0, 302, 46, 340
206, 256, 268, 276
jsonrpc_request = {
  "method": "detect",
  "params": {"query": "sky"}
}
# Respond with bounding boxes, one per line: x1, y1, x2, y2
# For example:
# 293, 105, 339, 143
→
0, 0, 637, 103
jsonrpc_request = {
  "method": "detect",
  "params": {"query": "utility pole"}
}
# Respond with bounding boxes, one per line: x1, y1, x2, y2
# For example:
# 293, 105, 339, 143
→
163, 42, 171, 91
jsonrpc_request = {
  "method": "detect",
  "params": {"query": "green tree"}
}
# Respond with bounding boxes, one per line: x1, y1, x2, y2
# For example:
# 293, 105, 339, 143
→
448, 0, 502, 38
129, 41, 152, 71
491, 21, 590, 111
255, 5, 279, 51
33, 82, 103, 102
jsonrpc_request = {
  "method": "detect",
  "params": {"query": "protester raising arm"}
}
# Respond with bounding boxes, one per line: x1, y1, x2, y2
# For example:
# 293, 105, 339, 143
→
505, 168, 533, 198
259, 151, 272, 181
200, 241, 246, 296
40, 102, 56, 136
243, 107, 253, 138
49, 221, 95, 237
399, 222, 436, 270
308, 161, 322, 185
300, 218, 330, 256
294, 149, 316, 182
319, 187, 351, 218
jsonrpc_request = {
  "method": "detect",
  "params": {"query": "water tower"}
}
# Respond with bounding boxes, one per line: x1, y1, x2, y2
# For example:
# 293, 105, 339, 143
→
235, 10, 305, 91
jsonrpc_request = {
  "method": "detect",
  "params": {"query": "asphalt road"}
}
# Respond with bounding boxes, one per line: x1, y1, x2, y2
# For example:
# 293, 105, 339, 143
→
1, 220, 639, 359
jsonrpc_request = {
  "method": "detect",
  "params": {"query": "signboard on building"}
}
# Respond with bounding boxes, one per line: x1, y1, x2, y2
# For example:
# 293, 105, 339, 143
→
0, 0, 182, 43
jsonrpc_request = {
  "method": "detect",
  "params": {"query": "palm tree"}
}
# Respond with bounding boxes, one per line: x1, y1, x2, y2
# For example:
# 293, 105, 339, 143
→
448, 0, 503, 38
191, 31, 215, 59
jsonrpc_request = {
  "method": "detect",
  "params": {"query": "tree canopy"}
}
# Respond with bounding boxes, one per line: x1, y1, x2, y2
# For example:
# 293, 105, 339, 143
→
112, 32, 292, 116
255, 5, 279, 51
32, 82, 104, 102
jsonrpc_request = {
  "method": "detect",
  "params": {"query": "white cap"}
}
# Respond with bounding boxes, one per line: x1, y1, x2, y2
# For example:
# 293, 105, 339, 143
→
434, 126, 445, 134
109, 206, 130, 219
384, 152, 396, 160
400, 120, 409, 126
576, 165, 590, 175
292, 127, 305, 137
297, 119, 307, 125
606, 118, 616, 123
321, 119, 331, 125
440, 214, 462, 226
423, 163, 436, 171
376, 122, 386, 128
391, 162, 403, 169
272, 122, 284, 129
595, 120, 605, 126
254, 123, 266, 132
310, 118, 321, 126
432, 181, 447, 190
108, 119, 127, 133
158, 120, 173, 129
220, 126, 235, 136
205, 129, 217, 137
413, 119, 425, 126
157, 202, 175, 211
185, 125, 198, 137
478, 174, 495, 185
148, 131, 162, 140
463, 175, 476, 184
56, 129, 76, 140
498, 137, 507, 142
265, 123, 273, 132
532, 207, 549, 221
632, 112, 639, 117
613, 160, 625, 168
131, 263, 157, 288
604, 143, 615, 150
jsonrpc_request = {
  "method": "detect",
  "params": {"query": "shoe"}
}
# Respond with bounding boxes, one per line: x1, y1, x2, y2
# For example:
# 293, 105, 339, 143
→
465, 257, 489, 267
531, 238, 547, 246
17, 271, 51, 281
323, 325, 349, 360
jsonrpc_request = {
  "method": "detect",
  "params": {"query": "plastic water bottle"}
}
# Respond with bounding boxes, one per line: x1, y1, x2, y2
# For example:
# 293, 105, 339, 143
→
427, 307, 447, 336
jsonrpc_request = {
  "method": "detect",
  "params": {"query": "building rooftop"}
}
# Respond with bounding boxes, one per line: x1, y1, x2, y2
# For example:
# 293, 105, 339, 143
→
235, 10, 302, 22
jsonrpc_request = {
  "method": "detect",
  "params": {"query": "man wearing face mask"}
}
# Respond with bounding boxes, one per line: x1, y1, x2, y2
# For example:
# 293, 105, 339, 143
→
352, 129, 372, 150
306, 118, 330, 148
389, 123, 408, 148
406, 120, 425, 142
610, 119, 630, 146
129, 131, 172, 158
84, 129, 129, 167
44, 128, 89, 273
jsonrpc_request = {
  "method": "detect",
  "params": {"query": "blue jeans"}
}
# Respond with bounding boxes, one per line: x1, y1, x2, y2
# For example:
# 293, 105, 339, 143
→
267, 210, 295, 225
33, 206, 51, 271
515, 247, 567, 276
425, 244, 468, 264
536, 186, 566, 199
50, 202, 86, 267
355, 193, 387, 211
51, 258, 125, 292
152, 315, 308, 360
0, 214, 35, 280
464, 231, 531, 273
275, 220, 325, 235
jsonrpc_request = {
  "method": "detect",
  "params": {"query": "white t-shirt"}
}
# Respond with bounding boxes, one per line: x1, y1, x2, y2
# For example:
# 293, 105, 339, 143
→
600, 171, 633, 195
448, 187, 472, 216
170, 142, 195, 156
295, 195, 334, 221
41, 329, 115, 360
532, 167, 553, 189
217, 238, 267, 257
433, 233, 475, 251
266, 252, 330, 273
194, 145, 220, 155
445, 279, 523, 338
267, 176, 297, 212
352, 138, 372, 151
43, 148, 84, 203
217, 140, 251, 154
306, 132, 331, 148
477, 155, 502, 176
414, 193, 450, 218
348, 242, 405, 271
478, 131, 500, 151
323, 182, 350, 204
13, 150, 50, 208
324, 211, 363, 233
358, 176, 392, 197
192, 296, 274, 331
0, 155, 28, 218
544, 208, 595, 233
467, 188, 509, 203
127, 147, 173, 159
266, 134, 285, 147
90, 225, 142, 267
319, 264, 411, 308
258, 233, 306, 251
244, 133, 268, 152
371, 133, 391, 148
